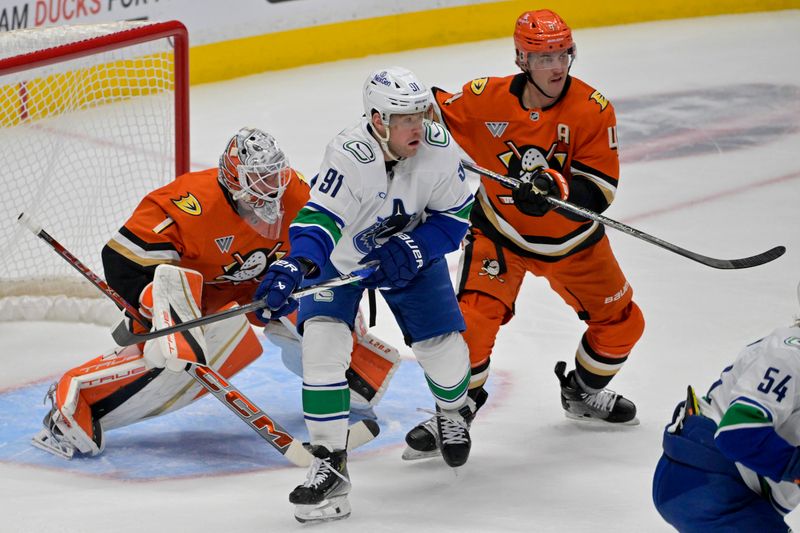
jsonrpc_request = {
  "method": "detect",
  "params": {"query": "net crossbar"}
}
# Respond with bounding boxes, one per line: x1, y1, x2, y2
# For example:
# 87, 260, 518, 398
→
0, 20, 188, 324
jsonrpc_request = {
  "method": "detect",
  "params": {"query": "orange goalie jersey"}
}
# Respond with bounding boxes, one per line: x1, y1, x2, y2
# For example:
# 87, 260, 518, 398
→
102, 167, 309, 315
434, 73, 619, 261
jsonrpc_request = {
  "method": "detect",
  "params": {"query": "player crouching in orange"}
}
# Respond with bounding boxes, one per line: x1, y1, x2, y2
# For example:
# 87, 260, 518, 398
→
32, 128, 400, 459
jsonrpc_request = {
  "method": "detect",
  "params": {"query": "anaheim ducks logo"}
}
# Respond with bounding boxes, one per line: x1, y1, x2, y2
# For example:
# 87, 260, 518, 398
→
497, 140, 567, 185
479, 258, 505, 282
172, 193, 202, 216
589, 90, 609, 111
216, 246, 286, 283
470, 77, 489, 95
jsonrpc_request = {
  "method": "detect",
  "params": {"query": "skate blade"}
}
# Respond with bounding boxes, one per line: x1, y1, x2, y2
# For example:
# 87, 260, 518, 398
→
564, 411, 640, 426
294, 495, 351, 523
401, 446, 441, 461
31, 430, 74, 460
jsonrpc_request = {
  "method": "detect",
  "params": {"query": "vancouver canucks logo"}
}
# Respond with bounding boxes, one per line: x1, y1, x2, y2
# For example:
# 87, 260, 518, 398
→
172, 193, 202, 216
353, 199, 415, 254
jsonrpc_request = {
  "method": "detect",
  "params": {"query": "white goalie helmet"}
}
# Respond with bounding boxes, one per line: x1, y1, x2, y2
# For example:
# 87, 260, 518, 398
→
219, 127, 291, 225
362, 66, 432, 125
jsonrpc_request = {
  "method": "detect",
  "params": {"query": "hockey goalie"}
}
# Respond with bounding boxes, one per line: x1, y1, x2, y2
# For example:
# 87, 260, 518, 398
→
32, 127, 401, 460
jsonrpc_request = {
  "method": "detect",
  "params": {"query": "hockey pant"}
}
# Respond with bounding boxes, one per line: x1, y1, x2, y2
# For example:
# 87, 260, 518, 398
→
457, 230, 644, 390
297, 260, 470, 451
653, 410, 789, 532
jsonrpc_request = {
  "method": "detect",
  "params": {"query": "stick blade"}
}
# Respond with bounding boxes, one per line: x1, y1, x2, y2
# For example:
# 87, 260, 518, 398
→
696, 245, 786, 270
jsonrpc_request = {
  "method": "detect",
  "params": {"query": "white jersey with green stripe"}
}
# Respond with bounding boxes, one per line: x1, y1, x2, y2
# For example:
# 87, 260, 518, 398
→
292, 117, 476, 275
699, 325, 800, 513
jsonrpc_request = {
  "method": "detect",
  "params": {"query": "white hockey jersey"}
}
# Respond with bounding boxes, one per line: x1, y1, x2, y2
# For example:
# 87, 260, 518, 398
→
699, 324, 800, 514
289, 118, 476, 275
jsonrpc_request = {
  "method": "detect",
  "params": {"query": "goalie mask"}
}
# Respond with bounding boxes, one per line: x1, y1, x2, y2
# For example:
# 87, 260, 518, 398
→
219, 128, 291, 235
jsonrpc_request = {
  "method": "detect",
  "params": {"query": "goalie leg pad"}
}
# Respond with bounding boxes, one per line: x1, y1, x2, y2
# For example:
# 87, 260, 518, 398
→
101, 301, 261, 427
265, 317, 304, 378
347, 332, 401, 408
143, 264, 207, 372
31, 344, 145, 458
272, 313, 401, 410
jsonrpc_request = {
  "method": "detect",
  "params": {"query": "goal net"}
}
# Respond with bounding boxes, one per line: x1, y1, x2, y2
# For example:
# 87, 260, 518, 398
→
0, 20, 189, 324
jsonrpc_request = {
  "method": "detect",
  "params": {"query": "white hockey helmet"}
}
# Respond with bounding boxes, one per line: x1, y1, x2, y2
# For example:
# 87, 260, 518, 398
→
219, 127, 291, 223
363, 66, 432, 125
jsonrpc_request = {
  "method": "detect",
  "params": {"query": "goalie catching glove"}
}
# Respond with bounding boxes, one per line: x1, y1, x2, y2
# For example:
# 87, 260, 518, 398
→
512, 167, 569, 217
358, 232, 428, 289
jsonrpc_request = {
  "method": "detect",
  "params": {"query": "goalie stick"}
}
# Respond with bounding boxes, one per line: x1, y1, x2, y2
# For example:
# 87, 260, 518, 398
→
18, 212, 380, 466
461, 161, 786, 270
109, 267, 375, 346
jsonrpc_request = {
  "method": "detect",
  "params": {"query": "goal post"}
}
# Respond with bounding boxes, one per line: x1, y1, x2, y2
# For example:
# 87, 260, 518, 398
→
0, 20, 189, 324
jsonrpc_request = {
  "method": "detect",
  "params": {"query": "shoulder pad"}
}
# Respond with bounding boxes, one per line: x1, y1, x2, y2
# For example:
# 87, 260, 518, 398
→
424, 121, 450, 147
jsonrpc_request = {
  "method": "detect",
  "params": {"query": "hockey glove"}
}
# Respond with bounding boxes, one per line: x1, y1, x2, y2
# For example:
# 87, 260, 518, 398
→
254, 258, 306, 322
512, 168, 569, 217
359, 233, 428, 289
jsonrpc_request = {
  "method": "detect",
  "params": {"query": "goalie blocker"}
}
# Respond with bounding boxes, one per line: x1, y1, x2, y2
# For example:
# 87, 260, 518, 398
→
33, 265, 399, 460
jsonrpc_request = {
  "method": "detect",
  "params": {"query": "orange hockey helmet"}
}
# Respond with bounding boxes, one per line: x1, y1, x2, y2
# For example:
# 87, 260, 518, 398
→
513, 9, 575, 70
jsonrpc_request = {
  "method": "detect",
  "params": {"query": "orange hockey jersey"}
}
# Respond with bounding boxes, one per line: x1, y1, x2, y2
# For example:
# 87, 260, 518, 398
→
102, 168, 309, 314
434, 74, 619, 261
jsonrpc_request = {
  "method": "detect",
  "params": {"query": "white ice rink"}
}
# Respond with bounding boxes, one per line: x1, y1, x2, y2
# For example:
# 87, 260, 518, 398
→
2, 10, 800, 532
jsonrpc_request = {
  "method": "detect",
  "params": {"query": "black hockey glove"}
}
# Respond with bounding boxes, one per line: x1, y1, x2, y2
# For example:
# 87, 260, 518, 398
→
512, 168, 569, 217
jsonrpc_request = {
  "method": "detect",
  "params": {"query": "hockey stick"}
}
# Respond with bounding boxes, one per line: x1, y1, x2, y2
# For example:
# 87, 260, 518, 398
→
186, 360, 379, 467
17, 212, 149, 326
461, 160, 786, 270
109, 267, 375, 346
18, 213, 380, 466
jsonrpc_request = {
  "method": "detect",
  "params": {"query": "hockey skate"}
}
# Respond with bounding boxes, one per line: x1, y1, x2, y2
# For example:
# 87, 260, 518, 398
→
31, 409, 76, 460
30, 382, 104, 459
402, 388, 486, 466
554, 361, 639, 425
290, 446, 351, 523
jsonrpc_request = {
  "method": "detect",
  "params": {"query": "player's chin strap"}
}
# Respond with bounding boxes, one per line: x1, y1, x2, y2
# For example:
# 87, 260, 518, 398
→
527, 74, 557, 99
523, 65, 570, 100
370, 123, 402, 162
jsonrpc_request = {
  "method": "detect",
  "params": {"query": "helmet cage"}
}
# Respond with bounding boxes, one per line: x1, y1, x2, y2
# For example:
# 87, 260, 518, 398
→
219, 128, 291, 222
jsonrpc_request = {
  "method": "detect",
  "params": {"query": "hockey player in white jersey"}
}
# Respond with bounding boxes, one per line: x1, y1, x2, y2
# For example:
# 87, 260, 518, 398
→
255, 66, 477, 523
653, 284, 800, 532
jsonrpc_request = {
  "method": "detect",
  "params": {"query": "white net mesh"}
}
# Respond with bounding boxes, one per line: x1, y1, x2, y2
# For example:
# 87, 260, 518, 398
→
0, 21, 186, 324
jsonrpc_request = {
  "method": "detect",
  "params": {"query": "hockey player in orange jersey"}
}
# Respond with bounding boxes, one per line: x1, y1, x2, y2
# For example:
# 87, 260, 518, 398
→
32, 128, 400, 459
404, 8, 646, 458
